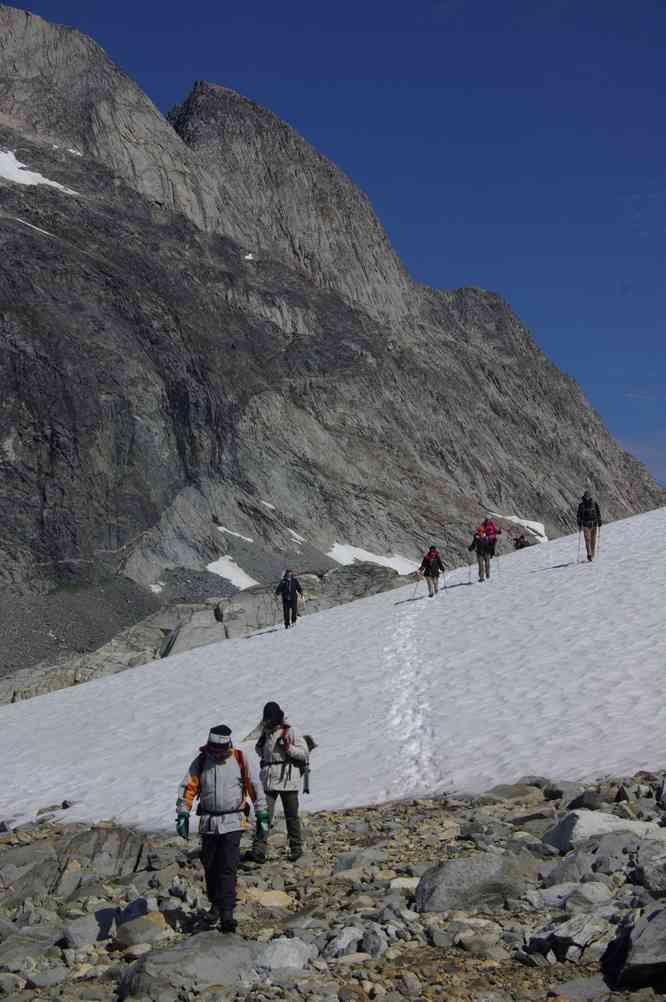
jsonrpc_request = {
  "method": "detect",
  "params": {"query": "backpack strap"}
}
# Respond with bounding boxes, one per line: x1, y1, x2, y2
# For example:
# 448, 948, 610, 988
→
234, 748, 253, 801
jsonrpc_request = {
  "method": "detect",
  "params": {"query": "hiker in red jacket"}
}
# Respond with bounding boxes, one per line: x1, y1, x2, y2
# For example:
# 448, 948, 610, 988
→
418, 545, 445, 597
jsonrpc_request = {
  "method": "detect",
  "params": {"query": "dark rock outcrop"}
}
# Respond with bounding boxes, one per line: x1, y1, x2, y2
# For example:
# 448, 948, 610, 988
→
0, 3, 663, 621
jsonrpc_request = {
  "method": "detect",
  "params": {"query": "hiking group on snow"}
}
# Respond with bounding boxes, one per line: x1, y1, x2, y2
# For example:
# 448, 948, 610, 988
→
176, 491, 603, 933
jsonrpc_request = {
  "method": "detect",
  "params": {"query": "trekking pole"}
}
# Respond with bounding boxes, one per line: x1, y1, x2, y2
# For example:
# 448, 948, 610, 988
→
411, 575, 421, 600
576, 530, 582, 564
468, 562, 472, 585
596, 525, 601, 560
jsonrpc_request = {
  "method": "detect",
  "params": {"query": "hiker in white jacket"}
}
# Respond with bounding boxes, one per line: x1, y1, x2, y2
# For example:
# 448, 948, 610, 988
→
244, 701, 308, 863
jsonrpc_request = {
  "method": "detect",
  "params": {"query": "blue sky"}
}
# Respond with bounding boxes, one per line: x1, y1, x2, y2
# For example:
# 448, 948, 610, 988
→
12, 0, 665, 483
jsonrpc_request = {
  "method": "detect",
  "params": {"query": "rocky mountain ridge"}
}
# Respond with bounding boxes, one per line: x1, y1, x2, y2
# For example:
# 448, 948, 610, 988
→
0, 3, 663, 635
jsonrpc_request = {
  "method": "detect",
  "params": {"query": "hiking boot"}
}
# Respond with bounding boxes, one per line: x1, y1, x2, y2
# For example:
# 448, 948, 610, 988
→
219, 912, 237, 934
288, 848, 303, 862
201, 904, 221, 927
241, 849, 266, 865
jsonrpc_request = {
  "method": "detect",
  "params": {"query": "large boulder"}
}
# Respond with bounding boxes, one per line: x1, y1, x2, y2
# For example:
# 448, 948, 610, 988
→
543, 811, 666, 853
119, 930, 262, 999
58, 827, 145, 878
415, 850, 540, 913
255, 936, 317, 972
618, 905, 666, 988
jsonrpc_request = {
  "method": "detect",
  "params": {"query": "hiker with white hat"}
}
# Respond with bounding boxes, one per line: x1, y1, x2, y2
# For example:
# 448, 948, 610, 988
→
176, 724, 269, 933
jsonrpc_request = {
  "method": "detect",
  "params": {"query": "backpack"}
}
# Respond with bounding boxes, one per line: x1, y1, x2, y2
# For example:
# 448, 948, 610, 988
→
196, 747, 253, 808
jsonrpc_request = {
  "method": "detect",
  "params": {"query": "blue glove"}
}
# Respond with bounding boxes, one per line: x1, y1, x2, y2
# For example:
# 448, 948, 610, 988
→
176, 812, 190, 840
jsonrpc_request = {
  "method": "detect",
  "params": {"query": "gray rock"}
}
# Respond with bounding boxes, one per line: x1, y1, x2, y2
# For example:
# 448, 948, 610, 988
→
567, 790, 605, 811
323, 926, 365, 958
564, 882, 612, 912
116, 913, 172, 948
63, 909, 117, 948
25, 965, 69, 988
549, 973, 610, 1000
544, 781, 586, 802
334, 847, 386, 873
255, 936, 317, 971
0, 933, 56, 972
538, 882, 580, 909
635, 841, 666, 896
618, 905, 666, 987
59, 827, 145, 878
119, 930, 262, 999
415, 850, 540, 913
543, 810, 666, 853
361, 922, 389, 957
529, 912, 615, 963
478, 784, 543, 804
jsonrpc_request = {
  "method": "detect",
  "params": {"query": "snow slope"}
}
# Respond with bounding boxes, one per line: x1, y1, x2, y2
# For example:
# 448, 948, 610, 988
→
2, 509, 665, 830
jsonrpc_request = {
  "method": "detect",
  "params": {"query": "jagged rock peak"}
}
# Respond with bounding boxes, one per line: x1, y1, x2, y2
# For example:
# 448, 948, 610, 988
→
168, 80, 413, 321
0, 4, 218, 228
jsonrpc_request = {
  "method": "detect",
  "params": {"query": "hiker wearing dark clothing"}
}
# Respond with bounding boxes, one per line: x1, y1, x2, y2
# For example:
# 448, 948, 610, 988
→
276, 569, 303, 629
243, 702, 309, 864
577, 491, 602, 562
418, 546, 445, 597
469, 528, 493, 582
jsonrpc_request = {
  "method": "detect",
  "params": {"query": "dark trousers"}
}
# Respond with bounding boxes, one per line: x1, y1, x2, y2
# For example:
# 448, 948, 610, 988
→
283, 599, 298, 627
252, 790, 302, 857
200, 831, 242, 912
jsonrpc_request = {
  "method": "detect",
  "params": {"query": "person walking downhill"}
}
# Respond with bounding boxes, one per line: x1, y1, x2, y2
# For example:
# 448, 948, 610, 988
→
577, 490, 602, 562
176, 724, 269, 933
243, 701, 309, 864
418, 545, 445, 597
276, 569, 303, 629
469, 525, 493, 582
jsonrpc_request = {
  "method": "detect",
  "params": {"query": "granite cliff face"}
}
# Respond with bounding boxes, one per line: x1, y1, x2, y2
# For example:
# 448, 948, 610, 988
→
0, 4, 663, 613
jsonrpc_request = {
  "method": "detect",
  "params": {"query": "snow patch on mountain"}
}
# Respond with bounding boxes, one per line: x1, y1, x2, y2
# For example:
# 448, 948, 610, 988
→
206, 556, 259, 589
0, 149, 78, 195
489, 511, 548, 541
327, 543, 418, 575
217, 526, 254, 543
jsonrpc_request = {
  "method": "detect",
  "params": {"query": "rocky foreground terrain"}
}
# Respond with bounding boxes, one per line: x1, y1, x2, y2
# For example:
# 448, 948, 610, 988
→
4, 772, 666, 1001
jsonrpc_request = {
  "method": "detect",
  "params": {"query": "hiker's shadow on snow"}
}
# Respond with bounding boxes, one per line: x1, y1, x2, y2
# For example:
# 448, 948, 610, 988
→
246, 627, 282, 639
444, 582, 473, 590
531, 561, 577, 573
393, 596, 429, 606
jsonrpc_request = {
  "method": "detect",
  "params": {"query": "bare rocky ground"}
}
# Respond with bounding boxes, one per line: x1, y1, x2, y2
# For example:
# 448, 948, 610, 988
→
3, 771, 666, 1001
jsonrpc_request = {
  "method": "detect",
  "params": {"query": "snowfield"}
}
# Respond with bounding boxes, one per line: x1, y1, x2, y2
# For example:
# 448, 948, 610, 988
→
0, 149, 78, 195
1, 508, 665, 831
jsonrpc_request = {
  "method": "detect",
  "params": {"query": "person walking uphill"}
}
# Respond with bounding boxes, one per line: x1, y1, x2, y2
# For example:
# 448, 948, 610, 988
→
244, 701, 309, 864
276, 569, 303, 629
469, 526, 493, 582
577, 490, 602, 561
418, 545, 445, 597
176, 724, 269, 933
480, 518, 502, 557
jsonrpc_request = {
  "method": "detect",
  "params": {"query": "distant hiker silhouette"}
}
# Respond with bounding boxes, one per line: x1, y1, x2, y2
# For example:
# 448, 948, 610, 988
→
469, 526, 493, 582
275, 569, 303, 629
577, 490, 602, 561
